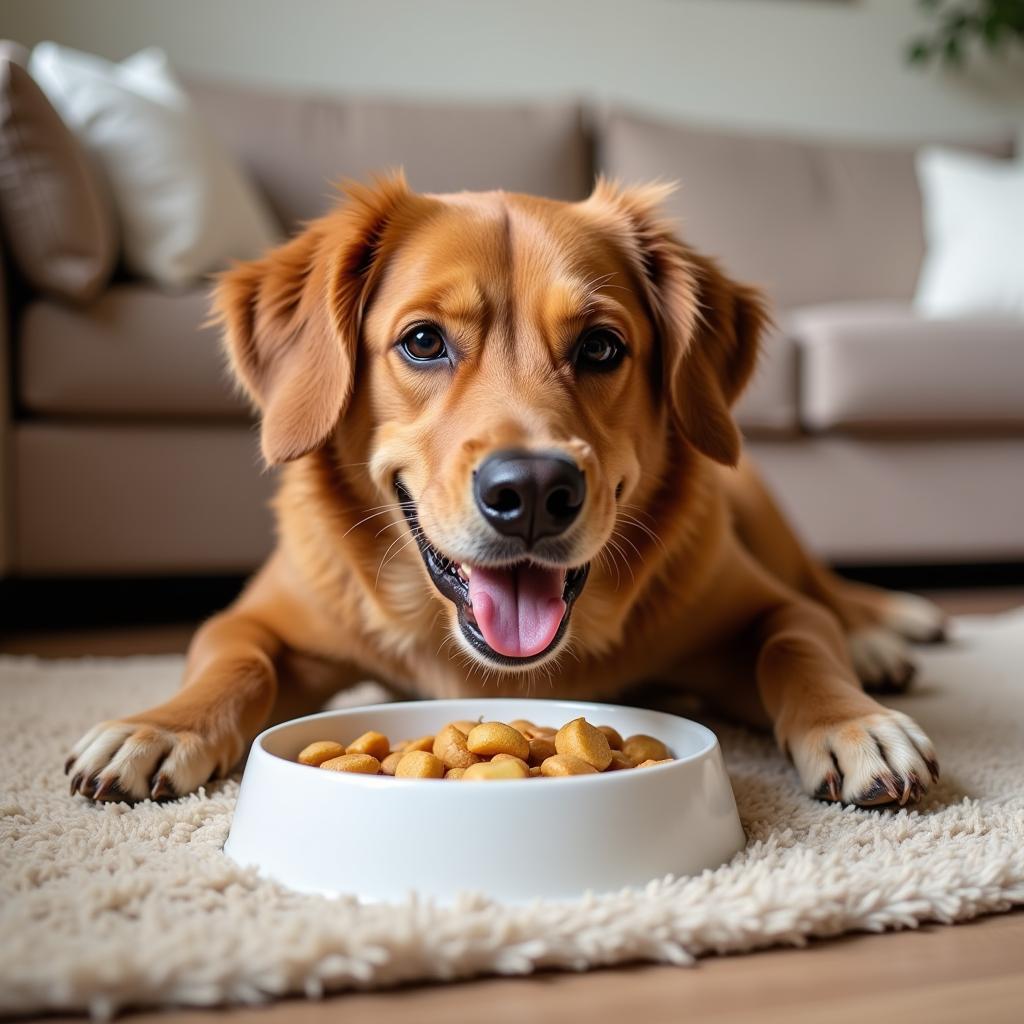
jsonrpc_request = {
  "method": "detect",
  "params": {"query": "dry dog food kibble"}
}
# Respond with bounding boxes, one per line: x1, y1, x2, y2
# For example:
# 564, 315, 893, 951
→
394, 750, 445, 779
466, 722, 530, 760
555, 717, 613, 771
296, 717, 674, 780
463, 758, 530, 780
346, 730, 390, 760
297, 740, 346, 766
320, 753, 381, 774
621, 734, 670, 765
432, 724, 482, 769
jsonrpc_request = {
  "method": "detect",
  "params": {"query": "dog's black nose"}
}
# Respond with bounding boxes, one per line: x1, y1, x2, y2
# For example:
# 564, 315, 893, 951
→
474, 449, 585, 546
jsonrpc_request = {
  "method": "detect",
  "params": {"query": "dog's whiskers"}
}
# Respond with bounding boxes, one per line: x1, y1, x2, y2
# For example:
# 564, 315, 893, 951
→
610, 527, 644, 565
616, 512, 666, 551
595, 546, 620, 590
340, 504, 408, 540
374, 532, 423, 590
605, 536, 635, 586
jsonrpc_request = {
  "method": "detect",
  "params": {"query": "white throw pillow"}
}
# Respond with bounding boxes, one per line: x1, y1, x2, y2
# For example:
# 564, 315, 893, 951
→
29, 44, 279, 287
915, 147, 1024, 319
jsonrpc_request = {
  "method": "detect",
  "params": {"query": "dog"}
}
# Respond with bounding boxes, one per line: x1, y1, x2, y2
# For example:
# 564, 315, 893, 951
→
65, 174, 945, 807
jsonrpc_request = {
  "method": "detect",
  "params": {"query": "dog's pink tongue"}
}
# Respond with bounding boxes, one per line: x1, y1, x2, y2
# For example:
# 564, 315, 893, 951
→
468, 564, 566, 658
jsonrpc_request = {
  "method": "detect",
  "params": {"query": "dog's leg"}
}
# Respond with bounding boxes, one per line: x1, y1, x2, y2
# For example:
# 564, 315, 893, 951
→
65, 553, 371, 802
756, 593, 939, 806
687, 546, 939, 807
66, 609, 284, 802
721, 454, 946, 692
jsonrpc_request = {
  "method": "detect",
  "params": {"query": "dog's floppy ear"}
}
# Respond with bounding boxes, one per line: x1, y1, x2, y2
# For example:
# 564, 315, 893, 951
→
212, 174, 410, 466
589, 179, 770, 467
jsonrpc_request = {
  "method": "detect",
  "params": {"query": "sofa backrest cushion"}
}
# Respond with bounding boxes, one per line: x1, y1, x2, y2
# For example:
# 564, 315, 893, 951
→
187, 79, 592, 229
0, 41, 117, 302
599, 108, 1013, 313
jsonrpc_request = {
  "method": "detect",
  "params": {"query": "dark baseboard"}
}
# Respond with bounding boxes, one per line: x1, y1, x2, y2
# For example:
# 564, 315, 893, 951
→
2, 563, 1023, 633
0, 575, 250, 632
833, 562, 1024, 591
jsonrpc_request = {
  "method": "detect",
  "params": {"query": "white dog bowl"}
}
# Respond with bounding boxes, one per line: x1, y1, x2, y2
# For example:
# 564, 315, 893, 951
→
224, 698, 745, 903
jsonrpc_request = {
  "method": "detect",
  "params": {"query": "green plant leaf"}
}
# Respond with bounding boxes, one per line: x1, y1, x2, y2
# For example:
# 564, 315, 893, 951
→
906, 39, 933, 63
943, 34, 964, 65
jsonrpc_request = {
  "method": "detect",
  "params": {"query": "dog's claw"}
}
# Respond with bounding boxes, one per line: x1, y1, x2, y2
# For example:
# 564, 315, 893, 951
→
64, 754, 75, 775
70, 772, 83, 796
926, 758, 940, 783
150, 775, 175, 802
900, 773, 915, 806
813, 771, 842, 802
854, 773, 901, 806
93, 776, 120, 801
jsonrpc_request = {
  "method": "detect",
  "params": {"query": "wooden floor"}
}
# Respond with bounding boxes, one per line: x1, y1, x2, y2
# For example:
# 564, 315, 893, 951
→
11, 586, 1024, 1024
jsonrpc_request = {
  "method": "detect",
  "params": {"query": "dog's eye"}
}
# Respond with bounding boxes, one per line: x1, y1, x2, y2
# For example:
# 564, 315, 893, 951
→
574, 328, 626, 372
399, 325, 448, 362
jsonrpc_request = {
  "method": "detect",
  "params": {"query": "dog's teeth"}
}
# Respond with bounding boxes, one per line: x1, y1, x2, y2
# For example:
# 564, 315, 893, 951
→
462, 565, 472, 580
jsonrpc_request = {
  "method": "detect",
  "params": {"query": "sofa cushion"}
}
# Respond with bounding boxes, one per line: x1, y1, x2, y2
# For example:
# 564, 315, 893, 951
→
599, 108, 1013, 311
187, 79, 591, 228
19, 285, 246, 418
0, 41, 117, 302
792, 302, 1024, 432
733, 321, 799, 436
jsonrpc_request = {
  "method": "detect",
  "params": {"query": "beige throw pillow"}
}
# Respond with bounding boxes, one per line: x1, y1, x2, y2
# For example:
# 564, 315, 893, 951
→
0, 41, 117, 302
29, 44, 280, 288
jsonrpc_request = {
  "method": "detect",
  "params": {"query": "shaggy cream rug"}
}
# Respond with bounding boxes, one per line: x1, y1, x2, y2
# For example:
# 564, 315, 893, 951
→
2, 611, 1024, 1019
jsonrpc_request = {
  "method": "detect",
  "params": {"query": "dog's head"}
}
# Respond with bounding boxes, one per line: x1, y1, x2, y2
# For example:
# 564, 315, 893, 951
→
214, 174, 767, 671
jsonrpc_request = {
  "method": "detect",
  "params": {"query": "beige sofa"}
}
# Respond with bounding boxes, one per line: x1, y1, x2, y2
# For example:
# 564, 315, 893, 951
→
2, 79, 1023, 577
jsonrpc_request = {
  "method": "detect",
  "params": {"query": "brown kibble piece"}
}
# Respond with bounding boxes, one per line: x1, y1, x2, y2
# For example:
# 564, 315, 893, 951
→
540, 754, 598, 777
491, 753, 530, 772
432, 724, 482, 769
466, 722, 530, 760
622, 734, 669, 765
395, 750, 445, 778
555, 718, 613, 771
346, 731, 390, 760
462, 759, 530, 780
527, 736, 556, 766
297, 741, 346, 767
450, 720, 478, 736
444, 767, 467, 780
605, 749, 634, 771
635, 757, 674, 769
403, 735, 435, 753
320, 753, 381, 774
380, 751, 404, 776
508, 718, 539, 739
529, 766, 542, 777
597, 725, 624, 750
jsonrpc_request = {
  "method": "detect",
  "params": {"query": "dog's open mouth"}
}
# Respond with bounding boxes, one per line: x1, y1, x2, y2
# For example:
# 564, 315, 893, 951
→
396, 481, 589, 666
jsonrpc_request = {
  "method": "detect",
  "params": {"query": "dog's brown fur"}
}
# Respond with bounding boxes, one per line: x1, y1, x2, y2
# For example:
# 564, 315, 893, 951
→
67, 175, 944, 807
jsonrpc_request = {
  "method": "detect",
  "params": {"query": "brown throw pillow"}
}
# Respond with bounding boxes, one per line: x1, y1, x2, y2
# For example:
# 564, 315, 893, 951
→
0, 41, 117, 302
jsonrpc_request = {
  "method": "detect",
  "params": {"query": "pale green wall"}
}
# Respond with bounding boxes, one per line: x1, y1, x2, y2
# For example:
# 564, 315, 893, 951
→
2, 0, 1021, 141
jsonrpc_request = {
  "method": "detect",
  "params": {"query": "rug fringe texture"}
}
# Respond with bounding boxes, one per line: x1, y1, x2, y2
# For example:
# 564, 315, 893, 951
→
2, 612, 1023, 1019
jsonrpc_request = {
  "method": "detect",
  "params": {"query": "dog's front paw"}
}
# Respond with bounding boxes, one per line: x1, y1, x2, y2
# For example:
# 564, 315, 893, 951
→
847, 626, 917, 693
784, 708, 939, 808
65, 718, 239, 802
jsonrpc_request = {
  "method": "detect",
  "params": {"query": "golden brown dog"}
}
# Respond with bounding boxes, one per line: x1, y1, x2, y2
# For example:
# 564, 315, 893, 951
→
66, 174, 945, 807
